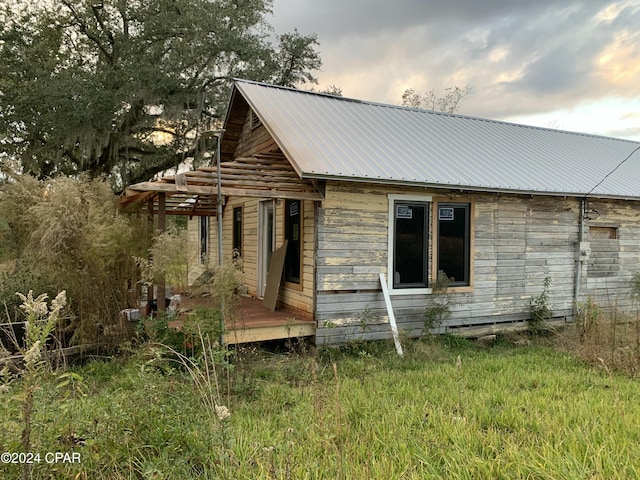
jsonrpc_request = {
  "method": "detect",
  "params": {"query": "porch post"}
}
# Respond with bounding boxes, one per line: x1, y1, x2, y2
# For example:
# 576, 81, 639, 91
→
157, 192, 167, 313
146, 199, 154, 314
216, 133, 224, 267
214, 131, 225, 345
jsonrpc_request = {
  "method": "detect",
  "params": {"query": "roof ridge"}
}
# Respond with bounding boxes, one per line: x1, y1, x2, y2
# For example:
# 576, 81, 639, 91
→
234, 78, 640, 145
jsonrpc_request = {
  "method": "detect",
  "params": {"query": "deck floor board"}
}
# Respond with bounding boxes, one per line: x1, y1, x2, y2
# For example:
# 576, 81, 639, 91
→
174, 295, 315, 344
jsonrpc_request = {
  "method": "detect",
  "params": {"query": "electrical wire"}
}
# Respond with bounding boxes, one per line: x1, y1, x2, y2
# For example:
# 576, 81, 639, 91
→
586, 144, 640, 197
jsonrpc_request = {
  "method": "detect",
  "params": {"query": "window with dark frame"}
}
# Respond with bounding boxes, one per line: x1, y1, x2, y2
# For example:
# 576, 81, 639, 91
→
233, 207, 242, 257
199, 216, 209, 263
437, 203, 470, 286
284, 199, 301, 284
393, 201, 429, 288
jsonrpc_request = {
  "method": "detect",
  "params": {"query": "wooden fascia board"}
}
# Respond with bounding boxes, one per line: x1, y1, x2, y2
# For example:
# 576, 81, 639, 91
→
122, 184, 321, 206
219, 187, 323, 201
220, 86, 248, 161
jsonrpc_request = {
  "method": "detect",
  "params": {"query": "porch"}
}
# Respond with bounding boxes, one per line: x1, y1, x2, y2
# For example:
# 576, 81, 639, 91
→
173, 295, 315, 345
119, 151, 323, 319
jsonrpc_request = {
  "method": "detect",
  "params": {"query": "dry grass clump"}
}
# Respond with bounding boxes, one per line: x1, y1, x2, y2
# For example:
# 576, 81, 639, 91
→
558, 296, 640, 376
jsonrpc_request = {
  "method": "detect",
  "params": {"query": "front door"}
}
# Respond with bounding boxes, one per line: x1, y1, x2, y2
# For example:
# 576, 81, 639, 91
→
257, 200, 275, 298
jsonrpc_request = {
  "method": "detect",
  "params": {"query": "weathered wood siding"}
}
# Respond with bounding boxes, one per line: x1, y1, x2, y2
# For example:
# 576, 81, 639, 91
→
218, 196, 315, 316
275, 199, 316, 315
187, 102, 640, 346
316, 181, 640, 345
584, 199, 640, 311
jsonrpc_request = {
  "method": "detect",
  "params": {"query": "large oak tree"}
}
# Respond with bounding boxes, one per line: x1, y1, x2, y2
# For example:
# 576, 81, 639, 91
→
0, 0, 321, 188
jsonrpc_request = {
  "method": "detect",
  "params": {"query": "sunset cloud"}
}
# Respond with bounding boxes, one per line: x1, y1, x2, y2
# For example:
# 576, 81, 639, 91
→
271, 0, 640, 140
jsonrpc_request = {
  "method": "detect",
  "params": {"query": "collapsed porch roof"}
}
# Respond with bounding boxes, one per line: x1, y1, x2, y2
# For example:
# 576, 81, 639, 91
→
119, 151, 323, 216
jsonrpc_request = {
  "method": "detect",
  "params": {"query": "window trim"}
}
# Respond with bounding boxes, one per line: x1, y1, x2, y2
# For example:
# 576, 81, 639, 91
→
387, 194, 474, 295
387, 194, 432, 296
432, 199, 474, 293
589, 225, 618, 240
199, 216, 209, 264
284, 199, 304, 290
232, 206, 243, 257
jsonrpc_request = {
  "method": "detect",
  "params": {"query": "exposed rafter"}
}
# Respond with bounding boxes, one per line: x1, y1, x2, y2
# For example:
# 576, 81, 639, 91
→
120, 151, 323, 216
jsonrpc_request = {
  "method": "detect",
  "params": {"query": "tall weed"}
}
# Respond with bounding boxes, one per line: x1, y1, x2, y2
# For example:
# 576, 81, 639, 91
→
529, 275, 552, 334
0, 175, 148, 346
134, 226, 188, 293
564, 295, 640, 376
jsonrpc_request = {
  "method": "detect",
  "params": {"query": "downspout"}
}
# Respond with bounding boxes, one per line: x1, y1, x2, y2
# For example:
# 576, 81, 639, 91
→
574, 197, 587, 316
214, 130, 225, 343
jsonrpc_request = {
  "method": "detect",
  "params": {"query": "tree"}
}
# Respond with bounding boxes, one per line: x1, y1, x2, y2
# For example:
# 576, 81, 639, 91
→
0, 0, 322, 188
319, 85, 343, 96
401, 85, 470, 114
271, 28, 321, 88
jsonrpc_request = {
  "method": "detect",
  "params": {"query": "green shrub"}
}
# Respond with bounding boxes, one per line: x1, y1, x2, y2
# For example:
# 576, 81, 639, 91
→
529, 275, 552, 333
424, 273, 452, 333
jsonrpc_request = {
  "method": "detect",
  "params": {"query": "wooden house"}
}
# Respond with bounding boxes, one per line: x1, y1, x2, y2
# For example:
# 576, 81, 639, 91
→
122, 80, 640, 346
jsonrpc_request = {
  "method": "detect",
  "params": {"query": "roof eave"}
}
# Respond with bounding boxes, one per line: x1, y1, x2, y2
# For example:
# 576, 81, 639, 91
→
301, 173, 640, 201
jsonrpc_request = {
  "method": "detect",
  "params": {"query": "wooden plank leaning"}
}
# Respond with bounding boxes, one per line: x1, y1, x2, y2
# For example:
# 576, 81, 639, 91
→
379, 273, 403, 357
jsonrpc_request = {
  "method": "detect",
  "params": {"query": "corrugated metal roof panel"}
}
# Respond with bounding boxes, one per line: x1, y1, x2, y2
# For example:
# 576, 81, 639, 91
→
234, 80, 640, 199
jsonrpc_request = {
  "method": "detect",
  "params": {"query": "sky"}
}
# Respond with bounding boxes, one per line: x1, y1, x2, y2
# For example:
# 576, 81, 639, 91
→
270, 0, 640, 141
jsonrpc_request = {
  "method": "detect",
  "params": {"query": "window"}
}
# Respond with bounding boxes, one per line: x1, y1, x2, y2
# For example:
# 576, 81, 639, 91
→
233, 207, 242, 257
199, 216, 209, 263
284, 199, 302, 284
436, 203, 471, 286
388, 195, 472, 293
392, 201, 429, 288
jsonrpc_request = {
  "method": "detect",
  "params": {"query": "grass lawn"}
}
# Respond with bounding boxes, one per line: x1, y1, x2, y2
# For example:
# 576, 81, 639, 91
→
1, 336, 640, 479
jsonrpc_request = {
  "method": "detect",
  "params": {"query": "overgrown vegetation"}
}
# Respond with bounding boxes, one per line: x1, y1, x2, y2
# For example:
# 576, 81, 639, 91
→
0, 175, 148, 347
564, 294, 640, 376
3, 290, 67, 480
424, 273, 452, 333
529, 275, 553, 334
2, 336, 640, 479
135, 226, 189, 294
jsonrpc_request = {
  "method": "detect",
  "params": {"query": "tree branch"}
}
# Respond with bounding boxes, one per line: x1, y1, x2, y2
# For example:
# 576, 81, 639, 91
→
61, 0, 113, 63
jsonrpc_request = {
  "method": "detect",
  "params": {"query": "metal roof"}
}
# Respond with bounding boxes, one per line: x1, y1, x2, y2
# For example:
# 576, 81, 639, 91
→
234, 79, 640, 199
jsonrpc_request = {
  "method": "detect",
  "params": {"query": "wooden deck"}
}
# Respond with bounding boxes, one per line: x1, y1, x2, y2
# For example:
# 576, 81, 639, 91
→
173, 295, 315, 345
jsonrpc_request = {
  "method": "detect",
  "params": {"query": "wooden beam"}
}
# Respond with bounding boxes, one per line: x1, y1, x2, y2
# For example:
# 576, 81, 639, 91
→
126, 182, 216, 196
147, 199, 154, 314
224, 322, 315, 344
157, 192, 166, 313
119, 189, 156, 207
